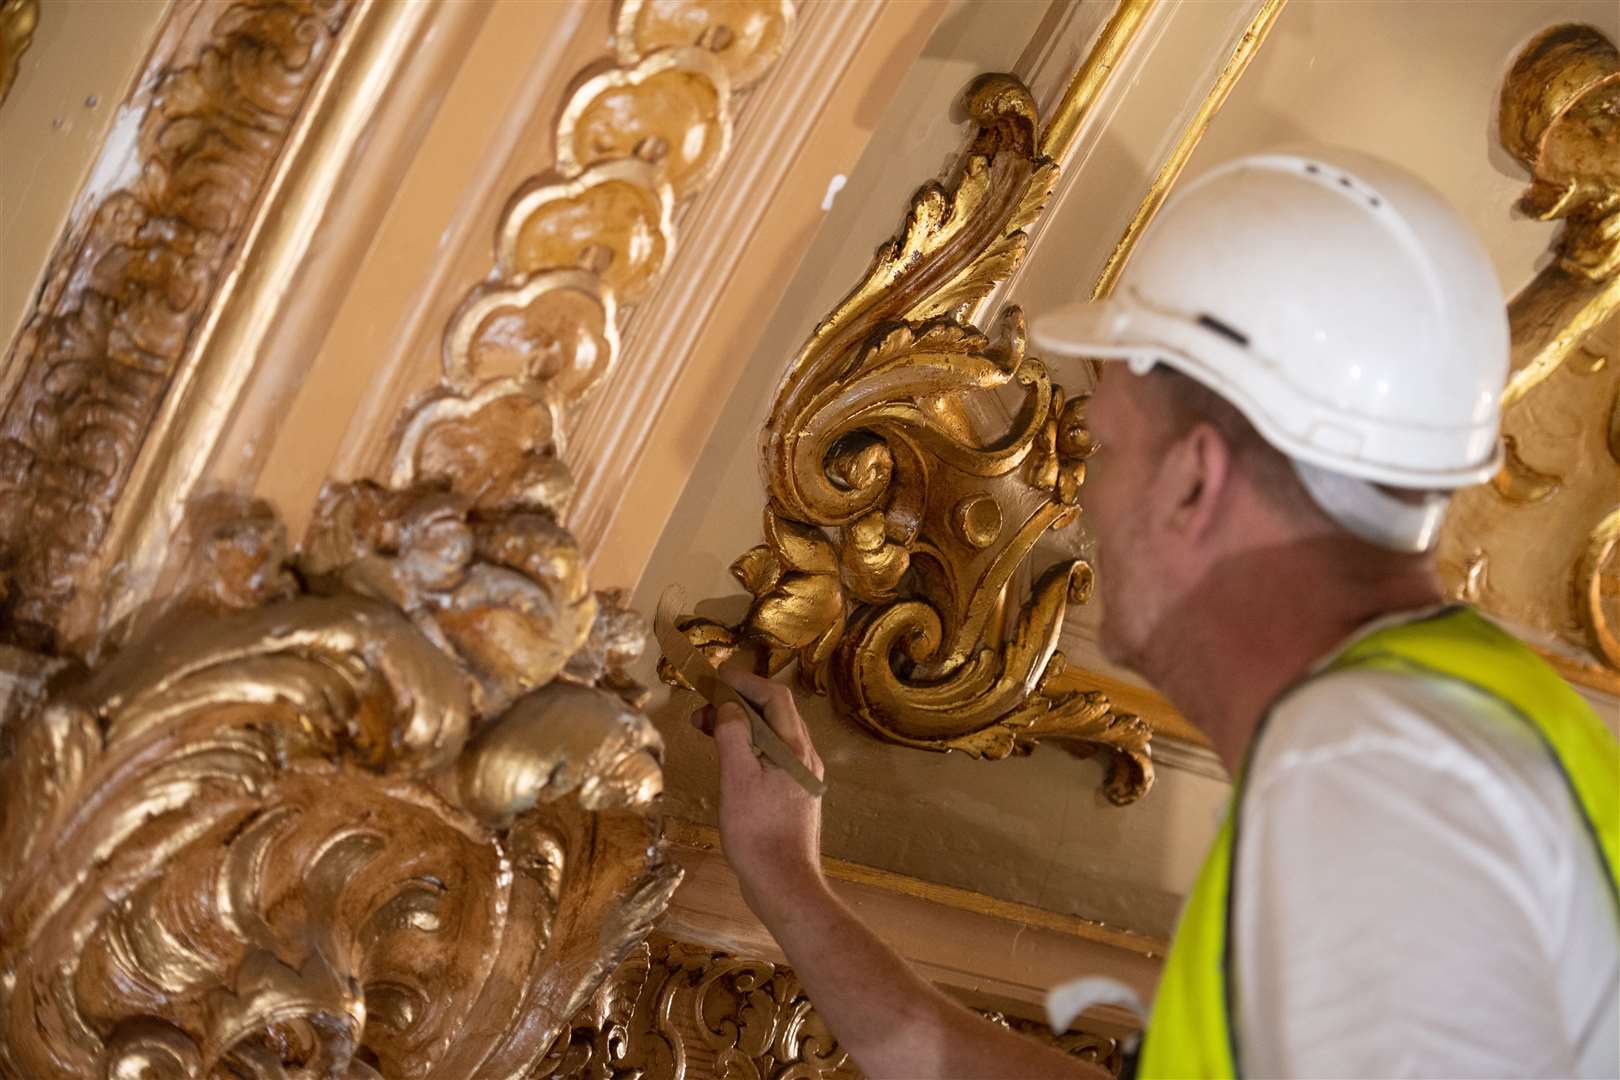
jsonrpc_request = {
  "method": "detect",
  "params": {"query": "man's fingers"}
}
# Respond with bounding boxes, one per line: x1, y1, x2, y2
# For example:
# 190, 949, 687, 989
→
716, 664, 818, 764
689, 704, 716, 735
710, 702, 758, 776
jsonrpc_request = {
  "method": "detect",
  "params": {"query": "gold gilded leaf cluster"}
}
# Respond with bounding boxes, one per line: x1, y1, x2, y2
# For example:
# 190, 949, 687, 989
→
0, 0, 355, 653
1438, 24, 1620, 686
411, 0, 795, 500
660, 74, 1153, 803
537, 936, 1125, 1079
0, 484, 682, 1077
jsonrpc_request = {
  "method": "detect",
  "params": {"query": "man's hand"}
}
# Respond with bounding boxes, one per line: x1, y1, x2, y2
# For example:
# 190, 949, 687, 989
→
690, 666, 826, 917
687, 665, 1103, 1079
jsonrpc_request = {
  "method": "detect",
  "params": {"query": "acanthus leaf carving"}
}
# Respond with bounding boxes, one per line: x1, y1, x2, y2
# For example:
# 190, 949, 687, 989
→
0, 479, 683, 1077
661, 73, 1153, 802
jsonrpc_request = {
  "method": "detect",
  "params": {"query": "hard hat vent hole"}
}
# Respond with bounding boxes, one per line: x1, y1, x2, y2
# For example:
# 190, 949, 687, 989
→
1197, 314, 1250, 347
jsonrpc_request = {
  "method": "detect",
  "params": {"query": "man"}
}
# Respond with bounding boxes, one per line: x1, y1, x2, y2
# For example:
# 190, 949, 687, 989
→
690, 148, 1620, 1078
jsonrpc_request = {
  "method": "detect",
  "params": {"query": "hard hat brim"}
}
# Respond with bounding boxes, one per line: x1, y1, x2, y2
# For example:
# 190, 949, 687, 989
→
1029, 298, 1504, 491
1029, 301, 1145, 366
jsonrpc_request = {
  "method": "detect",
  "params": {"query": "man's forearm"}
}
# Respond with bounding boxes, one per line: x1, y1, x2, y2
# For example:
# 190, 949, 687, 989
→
748, 869, 1107, 1079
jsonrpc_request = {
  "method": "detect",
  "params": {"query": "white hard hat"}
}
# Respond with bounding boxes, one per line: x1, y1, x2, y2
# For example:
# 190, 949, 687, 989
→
1031, 147, 1509, 550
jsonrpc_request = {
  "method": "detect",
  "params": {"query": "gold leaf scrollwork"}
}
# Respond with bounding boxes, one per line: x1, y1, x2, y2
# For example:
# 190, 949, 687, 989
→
535, 936, 1125, 1079
661, 74, 1154, 803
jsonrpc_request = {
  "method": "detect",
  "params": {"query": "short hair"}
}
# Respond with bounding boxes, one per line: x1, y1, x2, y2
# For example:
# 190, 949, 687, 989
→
1145, 366, 1330, 526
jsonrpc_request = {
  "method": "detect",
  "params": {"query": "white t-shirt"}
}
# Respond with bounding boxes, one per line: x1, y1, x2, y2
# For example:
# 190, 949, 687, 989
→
1232, 610, 1620, 1078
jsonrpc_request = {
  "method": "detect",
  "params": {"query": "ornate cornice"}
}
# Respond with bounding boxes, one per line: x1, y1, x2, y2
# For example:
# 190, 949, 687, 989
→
0, 0, 355, 653
541, 935, 1125, 1078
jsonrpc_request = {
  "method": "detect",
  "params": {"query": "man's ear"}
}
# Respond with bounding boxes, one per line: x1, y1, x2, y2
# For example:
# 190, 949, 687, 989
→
1151, 421, 1232, 540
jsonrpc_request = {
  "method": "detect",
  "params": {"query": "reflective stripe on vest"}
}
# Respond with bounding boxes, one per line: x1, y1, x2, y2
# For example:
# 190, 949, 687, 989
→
1136, 606, 1620, 1080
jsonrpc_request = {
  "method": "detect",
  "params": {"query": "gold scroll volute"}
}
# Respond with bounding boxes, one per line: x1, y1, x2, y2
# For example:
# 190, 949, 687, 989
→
664, 75, 1153, 804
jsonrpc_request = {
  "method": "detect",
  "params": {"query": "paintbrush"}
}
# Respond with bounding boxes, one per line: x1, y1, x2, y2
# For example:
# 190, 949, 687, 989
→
653, 585, 827, 798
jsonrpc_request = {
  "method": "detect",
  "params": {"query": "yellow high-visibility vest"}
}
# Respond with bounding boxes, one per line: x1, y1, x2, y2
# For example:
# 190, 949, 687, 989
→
1137, 606, 1620, 1079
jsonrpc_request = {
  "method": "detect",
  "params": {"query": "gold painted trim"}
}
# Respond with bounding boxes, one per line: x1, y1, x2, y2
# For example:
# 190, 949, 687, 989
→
1037, 0, 1153, 163
663, 819, 1167, 959
0, 0, 36, 105
1091, 0, 1288, 300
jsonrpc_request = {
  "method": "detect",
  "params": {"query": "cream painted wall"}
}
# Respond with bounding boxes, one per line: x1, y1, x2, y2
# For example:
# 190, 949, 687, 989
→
1184, 0, 1619, 296
1017, 0, 1619, 327
0, 0, 170, 353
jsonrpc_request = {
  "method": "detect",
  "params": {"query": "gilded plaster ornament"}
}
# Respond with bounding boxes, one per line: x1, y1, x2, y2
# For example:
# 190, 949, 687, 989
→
615, 0, 796, 89
658, 75, 1154, 804
0, 2, 817, 1068
0, 489, 680, 1077
1438, 23, 1620, 687
0, 0, 36, 104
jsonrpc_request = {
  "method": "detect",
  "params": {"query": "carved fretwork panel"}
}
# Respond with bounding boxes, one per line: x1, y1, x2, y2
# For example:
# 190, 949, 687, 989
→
539, 936, 1125, 1079
0, 0, 355, 653
1437, 23, 1620, 690
657, 74, 1154, 804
